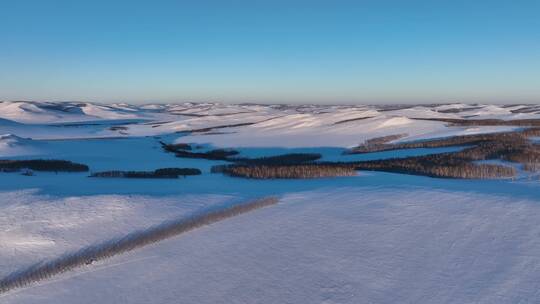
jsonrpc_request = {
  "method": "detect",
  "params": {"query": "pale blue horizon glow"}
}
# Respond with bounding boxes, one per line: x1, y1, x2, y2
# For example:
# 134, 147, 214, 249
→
1, 0, 539, 104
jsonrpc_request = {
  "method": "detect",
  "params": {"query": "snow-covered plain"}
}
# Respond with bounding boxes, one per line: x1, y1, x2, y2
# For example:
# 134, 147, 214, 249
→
1, 101, 540, 303
2, 189, 540, 303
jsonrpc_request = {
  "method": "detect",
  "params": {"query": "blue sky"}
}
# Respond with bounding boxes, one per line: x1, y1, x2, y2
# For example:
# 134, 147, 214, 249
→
1, 0, 539, 104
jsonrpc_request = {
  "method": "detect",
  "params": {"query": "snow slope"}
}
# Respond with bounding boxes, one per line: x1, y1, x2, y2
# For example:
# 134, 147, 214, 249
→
2, 188, 540, 303
0, 102, 147, 124
0, 190, 235, 276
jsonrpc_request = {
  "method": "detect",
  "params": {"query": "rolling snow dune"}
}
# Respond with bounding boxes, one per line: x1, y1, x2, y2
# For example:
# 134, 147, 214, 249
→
2, 188, 540, 303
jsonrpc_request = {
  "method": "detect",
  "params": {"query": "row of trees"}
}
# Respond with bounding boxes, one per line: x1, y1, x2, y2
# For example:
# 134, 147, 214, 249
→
354, 158, 516, 179
524, 163, 540, 172
0, 197, 278, 295
222, 164, 357, 179
412, 118, 540, 127
349, 128, 540, 154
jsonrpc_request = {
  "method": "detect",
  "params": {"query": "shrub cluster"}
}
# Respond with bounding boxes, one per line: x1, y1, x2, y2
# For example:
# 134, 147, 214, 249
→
0, 159, 89, 172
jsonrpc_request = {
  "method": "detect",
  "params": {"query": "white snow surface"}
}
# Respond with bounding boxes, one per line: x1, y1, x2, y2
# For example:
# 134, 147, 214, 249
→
2, 101, 540, 303
2, 188, 540, 303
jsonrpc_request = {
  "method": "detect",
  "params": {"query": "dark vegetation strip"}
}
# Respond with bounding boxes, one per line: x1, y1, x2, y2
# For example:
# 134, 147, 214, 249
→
333, 116, 375, 125
0, 159, 89, 172
0, 197, 278, 295
411, 117, 540, 127
160, 141, 322, 165
436, 106, 484, 113
174, 149, 240, 160
179, 122, 255, 134
511, 107, 540, 114
215, 157, 516, 179
350, 128, 539, 178
90, 168, 202, 179
231, 153, 322, 165
216, 164, 356, 179
348, 129, 540, 153
160, 141, 239, 160
160, 141, 191, 152
352, 155, 517, 179
375, 105, 414, 111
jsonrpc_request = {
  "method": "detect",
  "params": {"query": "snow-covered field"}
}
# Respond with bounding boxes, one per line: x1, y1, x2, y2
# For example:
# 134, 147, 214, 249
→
1, 101, 540, 303
2, 189, 540, 303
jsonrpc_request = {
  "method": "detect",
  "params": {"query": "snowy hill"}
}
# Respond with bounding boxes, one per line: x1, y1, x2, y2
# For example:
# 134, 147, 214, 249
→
0, 101, 146, 124
0, 134, 40, 157
2, 101, 536, 145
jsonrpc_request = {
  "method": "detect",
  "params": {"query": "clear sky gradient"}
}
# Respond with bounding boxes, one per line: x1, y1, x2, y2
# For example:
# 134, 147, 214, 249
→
1, 0, 539, 104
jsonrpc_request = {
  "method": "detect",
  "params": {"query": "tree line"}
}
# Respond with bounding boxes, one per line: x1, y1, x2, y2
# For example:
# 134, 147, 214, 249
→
222, 164, 357, 179
90, 168, 201, 179
0, 197, 278, 295
0, 159, 89, 172
349, 128, 540, 154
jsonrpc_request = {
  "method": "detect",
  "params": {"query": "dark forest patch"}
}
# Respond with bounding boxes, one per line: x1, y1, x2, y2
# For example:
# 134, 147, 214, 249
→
0, 159, 89, 172
90, 167, 201, 178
